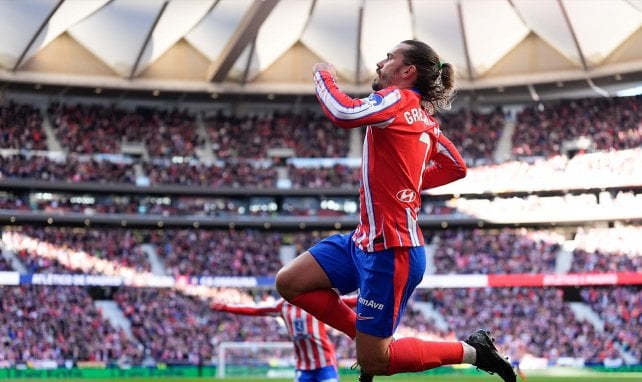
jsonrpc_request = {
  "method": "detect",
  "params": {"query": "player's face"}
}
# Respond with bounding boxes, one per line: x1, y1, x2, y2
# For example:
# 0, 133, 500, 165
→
372, 44, 408, 91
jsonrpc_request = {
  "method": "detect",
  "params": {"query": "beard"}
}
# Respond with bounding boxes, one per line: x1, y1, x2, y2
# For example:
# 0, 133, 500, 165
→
372, 76, 382, 91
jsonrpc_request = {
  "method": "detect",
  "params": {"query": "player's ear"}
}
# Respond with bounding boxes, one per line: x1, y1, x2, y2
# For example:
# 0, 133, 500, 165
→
402, 64, 416, 79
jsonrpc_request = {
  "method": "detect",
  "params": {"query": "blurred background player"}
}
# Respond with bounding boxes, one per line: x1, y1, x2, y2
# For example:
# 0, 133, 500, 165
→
212, 295, 357, 382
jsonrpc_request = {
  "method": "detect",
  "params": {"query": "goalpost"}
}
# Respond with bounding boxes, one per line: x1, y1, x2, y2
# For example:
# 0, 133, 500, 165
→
217, 341, 295, 378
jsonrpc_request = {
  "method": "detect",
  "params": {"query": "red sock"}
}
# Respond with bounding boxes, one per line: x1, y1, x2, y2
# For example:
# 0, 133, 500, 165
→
291, 290, 356, 339
387, 338, 463, 375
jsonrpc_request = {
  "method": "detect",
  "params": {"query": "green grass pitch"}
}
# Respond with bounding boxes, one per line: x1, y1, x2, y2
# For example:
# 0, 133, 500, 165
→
13, 375, 642, 382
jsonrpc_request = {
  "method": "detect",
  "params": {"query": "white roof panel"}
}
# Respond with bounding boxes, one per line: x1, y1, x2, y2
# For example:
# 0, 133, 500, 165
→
563, 0, 642, 65
242, 0, 313, 80
0, 0, 58, 69
412, 0, 469, 77
0, 0, 641, 95
511, 0, 580, 65
185, 0, 253, 62
135, 0, 216, 75
461, 0, 529, 75
68, 0, 165, 76
361, 0, 414, 76
300, 0, 361, 79
22, 0, 111, 67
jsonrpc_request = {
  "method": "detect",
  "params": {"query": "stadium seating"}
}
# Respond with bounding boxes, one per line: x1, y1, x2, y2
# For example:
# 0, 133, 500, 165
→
0, 92, 640, 369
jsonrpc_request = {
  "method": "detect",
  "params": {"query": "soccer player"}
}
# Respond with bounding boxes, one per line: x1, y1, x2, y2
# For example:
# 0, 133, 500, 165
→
211, 295, 357, 382
275, 40, 516, 382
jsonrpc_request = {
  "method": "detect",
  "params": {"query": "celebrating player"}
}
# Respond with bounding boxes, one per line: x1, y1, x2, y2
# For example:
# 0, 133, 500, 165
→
212, 295, 357, 382
275, 40, 516, 382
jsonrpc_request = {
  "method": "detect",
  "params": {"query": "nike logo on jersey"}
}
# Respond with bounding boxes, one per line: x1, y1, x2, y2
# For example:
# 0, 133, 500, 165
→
356, 313, 374, 320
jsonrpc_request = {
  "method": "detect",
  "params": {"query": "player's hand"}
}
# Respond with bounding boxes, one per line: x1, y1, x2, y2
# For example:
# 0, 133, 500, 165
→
313, 63, 337, 79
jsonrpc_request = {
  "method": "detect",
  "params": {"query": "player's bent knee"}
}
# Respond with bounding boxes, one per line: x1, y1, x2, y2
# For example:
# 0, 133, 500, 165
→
357, 354, 389, 376
275, 268, 303, 301
274, 269, 293, 300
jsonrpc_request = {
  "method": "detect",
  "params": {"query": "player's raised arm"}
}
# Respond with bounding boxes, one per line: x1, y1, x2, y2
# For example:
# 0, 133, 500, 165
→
421, 132, 467, 190
313, 63, 400, 130
211, 300, 280, 317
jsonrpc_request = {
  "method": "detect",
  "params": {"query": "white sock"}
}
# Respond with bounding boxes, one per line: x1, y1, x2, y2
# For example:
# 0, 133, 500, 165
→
461, 341, 477, 364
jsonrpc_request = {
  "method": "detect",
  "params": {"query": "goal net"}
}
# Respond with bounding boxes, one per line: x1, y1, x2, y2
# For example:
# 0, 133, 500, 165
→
217, 341, 295, 378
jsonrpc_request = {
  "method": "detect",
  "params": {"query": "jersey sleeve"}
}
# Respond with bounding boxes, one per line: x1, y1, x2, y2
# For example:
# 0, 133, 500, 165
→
421, 132, 467, 190
214, 302, 280, 317
313, 70, 401, 129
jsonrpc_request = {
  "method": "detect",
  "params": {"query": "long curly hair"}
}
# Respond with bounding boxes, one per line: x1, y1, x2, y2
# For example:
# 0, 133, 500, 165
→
400, 40, 456, 115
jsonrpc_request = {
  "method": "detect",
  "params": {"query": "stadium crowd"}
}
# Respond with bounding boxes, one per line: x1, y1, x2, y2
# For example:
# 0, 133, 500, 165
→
1, 224, 641, 367
0, 96, 638, 191
430, 228, 562, 274
416, 287, 613, 365
152, 229, 283, 277
512, 96, 642, 158
0, 285, 142, 366
48, 103, 199, 158
0, 102, 46, 151
0, 92, 640, 371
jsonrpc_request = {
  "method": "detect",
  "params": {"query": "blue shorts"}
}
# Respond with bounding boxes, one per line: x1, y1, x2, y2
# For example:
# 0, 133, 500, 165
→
309, 232, 426, 338
295, 365, 338, 382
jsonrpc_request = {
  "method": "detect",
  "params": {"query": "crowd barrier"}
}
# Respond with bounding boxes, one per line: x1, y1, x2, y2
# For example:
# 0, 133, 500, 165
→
2, 271, 642, 288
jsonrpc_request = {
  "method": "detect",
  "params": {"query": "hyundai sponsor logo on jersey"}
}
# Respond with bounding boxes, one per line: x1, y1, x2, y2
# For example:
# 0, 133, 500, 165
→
396, 189, 416, 203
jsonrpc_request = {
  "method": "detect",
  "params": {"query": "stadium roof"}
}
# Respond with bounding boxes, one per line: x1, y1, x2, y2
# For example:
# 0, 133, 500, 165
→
2, 0, 642, 104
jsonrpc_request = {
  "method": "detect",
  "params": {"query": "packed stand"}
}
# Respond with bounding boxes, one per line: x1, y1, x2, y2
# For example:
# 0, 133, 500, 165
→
417, 287, 612, 365
114, 287, 444, 366
435, 107, 506, 165
113, 288, 284, 364
570, 225, 642, 273
17, 247, 83, 274
142, 159, 277, 188
1, 226, 151, 274
0, 285, 143, 366
287, 163, 360, 189
3, 97, 641, 192
580, 287, 641, 363
48, 103, 199, 158
205, 111, 351, 159
0, 102, 46, 151
151, 229, 283, 277
430, 227, 563, 274
512, 96, 642, 158
0, 154, 136, 183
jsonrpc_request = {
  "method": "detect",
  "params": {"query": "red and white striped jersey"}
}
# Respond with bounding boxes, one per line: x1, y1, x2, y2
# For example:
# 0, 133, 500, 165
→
215, 299, 336, 371
279, 300, 336, 371
314, 70, 467, 252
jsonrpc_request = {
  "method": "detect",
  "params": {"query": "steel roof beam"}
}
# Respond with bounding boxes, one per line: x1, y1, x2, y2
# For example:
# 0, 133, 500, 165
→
129, 0, 169, 79
207, 0, 280, 83
12, 0, 65, 71
558, 0, 609, 97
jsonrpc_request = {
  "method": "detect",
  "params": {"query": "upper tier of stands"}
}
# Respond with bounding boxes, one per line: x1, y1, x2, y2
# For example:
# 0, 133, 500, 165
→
0, 95, 640, 192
